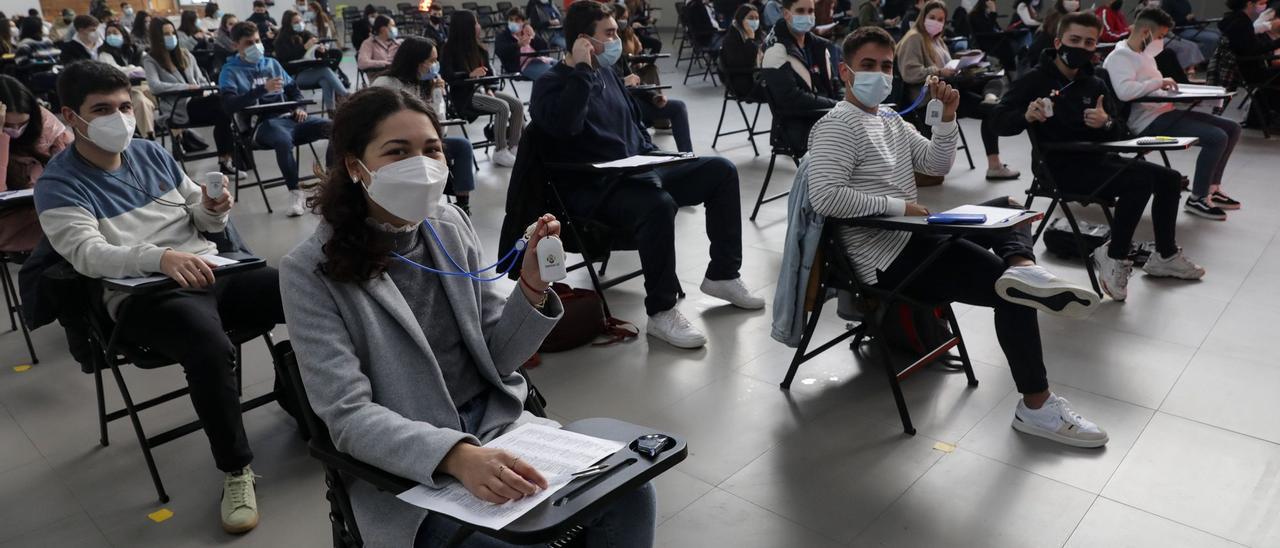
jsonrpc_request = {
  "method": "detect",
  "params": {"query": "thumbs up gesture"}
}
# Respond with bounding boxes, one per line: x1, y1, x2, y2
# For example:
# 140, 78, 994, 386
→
1083, 94, 1110, 129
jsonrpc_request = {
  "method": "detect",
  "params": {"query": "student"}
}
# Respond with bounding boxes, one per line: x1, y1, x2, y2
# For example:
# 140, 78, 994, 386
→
121, 2, 136, 29
305, 1, 335, 41
98, 21, 159, 141
58, 15, 103, 64
897, 1, 1020, 180
532, 1, 762, 349
808, 26, 1108, 448
356, 15, 400, 71
1162, 0, 1220, 59
526, 0, 567, 49
50, 9, 74, 42
218, 22, 332, 217
279, 85, 656, 548
1103, 7, 1242, 219
495, 8, 555, 81
145, 19, 242, 176
1219, 0, 1280, 128
351, 4, 377, 52
443, 10, 525, 167
247, 0, 278, 44
625, 0, 663, 53
130, 10, 150, 44
16, 16, 60, 70
1094, 0, 1130, 41
609, 4, 694, 152
370, 36, 478, 214
685, 0, 725, 50
424, 3, 450, 44
721, 4, 766, 101
0, 18, 14, 56
276, 10, 349, 114
201, 2, 223, 34
761, 0, 840, 153
0, 76, 72, 253
176, 9, 206, 51
213, 13, 239, 53
993, 12, 1204, 301
35, 60, 283, 535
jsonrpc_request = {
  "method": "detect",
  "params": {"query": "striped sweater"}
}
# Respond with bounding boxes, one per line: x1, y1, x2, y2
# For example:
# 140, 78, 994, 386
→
34, 139, 226, 315
805, 100, 958, 285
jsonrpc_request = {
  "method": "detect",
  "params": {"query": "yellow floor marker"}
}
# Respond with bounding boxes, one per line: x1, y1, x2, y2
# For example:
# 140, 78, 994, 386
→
932, 441, 956, 453
12, 365, 31, 372
147, 508, 174, 523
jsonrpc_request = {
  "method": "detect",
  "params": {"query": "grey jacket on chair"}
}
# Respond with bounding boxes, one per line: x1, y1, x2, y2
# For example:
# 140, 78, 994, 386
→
279, 205, 562, 548
142, 49, 209, 126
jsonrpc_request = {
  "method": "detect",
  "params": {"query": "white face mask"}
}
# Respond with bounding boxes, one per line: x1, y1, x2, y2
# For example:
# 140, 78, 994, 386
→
1143, 35, 1164, 57
356, 155, 450, 224
1063, 0, 1080, 10
848, 70, 893, 108
76, 111, 136, 154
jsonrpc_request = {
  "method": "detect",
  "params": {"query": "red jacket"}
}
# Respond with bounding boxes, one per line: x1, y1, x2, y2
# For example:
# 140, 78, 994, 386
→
1094, 6, 1130, 42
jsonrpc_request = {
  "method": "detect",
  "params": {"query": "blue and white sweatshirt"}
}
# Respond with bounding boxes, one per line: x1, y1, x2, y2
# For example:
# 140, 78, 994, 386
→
217, 53, 302, 115
35, 139, 226, 315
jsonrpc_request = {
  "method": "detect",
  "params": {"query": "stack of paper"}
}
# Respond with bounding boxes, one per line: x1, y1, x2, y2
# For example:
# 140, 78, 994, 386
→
396, 424, 625, 530
0, 188, 34, 201
591, 155, 688, 170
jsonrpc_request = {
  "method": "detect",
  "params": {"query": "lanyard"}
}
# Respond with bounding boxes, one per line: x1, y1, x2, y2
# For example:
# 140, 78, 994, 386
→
390, 218, 526, 282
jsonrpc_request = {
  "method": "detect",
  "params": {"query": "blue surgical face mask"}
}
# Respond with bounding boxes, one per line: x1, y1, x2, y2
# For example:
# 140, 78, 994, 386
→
595, 37, 622, 67
105, 33, 124, 47
849, 70, 893, 107
292, 22, 304, 32
389, 26, 399, 39
790, 13, 815, 32
215, 10, 224, 18
243, 41, 264, 62
163, 34, 178, 50
746, 18, 760, 31
420, 61, 440, 80
508, 21, 522, 33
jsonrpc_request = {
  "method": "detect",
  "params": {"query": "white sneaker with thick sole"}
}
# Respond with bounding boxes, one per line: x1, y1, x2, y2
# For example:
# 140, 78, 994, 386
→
1013, 394, 1109, 448
286, 189, 305, 217
995, 265, 1098, 318
1143, 249, 1206, 280
647, 308, 707, 349
221, 466, 260, 534
1091, 245, 1132, 301
493, 148, 517, 167
700, 277, 765, 310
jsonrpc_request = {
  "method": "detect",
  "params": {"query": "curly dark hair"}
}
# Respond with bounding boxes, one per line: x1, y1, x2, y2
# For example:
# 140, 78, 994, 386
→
312, 86, 443, 283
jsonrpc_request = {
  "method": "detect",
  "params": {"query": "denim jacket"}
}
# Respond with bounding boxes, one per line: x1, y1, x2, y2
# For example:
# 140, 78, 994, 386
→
771, 156, 826, 347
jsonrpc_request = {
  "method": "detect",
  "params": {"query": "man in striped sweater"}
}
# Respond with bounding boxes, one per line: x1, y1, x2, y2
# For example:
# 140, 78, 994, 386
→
806, 27, 1108, 448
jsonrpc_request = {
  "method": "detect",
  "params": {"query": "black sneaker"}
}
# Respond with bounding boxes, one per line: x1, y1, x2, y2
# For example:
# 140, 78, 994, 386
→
1184, 196, 1227, 220
1210, 190, 1241, 210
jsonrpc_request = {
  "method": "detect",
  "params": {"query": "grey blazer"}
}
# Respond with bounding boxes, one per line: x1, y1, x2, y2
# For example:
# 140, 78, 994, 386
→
142, 49, 208, 125
280, 205, 562, 548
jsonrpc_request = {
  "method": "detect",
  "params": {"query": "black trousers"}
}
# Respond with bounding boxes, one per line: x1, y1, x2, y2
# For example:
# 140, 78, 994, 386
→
1051, 155, 1181, 259
873, 197, 1048, 395
956, 88, 1000, 157
184, 94, 234, 156
115, 266, 285, 472
560, 157, 743, 316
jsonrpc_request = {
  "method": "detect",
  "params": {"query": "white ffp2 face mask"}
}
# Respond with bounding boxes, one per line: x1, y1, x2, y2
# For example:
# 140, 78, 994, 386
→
76, 111, 136, 154
356, 155, 450, 224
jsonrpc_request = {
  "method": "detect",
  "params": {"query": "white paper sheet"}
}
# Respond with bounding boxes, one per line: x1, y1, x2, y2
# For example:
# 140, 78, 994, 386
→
945, 51, 986, 70
103, 254, 241, 287
941, 205, 1027, 226
591, 155, 687, 170
0, 188, 34, 201
396, 424, 625, 531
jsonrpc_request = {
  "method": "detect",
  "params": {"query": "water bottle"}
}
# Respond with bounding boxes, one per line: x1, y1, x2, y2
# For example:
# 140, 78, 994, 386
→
431, 86, 446, 120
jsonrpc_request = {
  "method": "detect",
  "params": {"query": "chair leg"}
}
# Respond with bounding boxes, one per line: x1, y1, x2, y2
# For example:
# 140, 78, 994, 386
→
738, 100, 760, 157
2, 264, 38, 363
712, 93, 729, 149
106, 357, 170, 502
780, 284, 828, 389
94, 352, 108, 446
750, 153, 779, 222
1029, 198, 1059, 244
957, 123, 976, 169
1059, 202, 1103, 297
942, 305, 978, 387
0, 262, 15, 330
683, 54, 697, 85
872, 324, 915, 435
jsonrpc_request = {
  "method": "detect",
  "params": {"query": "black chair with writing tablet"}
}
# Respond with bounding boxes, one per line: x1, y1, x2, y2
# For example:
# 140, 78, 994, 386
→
0, 190, 37, 365
153, 84, 223, 173
230, 99, 326, 213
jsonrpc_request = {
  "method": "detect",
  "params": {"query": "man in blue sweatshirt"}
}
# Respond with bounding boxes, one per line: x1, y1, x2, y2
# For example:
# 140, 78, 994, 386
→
530, 0, 761, 350
219, 21, 331, 217
35, 60, 283, 535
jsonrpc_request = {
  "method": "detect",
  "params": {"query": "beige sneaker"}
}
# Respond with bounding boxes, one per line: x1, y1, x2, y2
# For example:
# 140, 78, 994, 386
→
221, 466, 260, 534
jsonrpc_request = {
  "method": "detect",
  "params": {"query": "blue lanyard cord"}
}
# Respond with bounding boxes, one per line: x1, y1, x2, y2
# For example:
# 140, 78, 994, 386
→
389, 219, 525, 281
881, 86, 930, 118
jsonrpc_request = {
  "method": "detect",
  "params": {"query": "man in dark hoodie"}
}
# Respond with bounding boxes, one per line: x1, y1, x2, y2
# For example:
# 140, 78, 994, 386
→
760, 0, 839, 154
992, 11, 1204, 303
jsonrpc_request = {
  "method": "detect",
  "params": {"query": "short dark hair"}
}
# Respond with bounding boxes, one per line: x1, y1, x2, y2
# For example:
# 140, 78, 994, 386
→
1057, 11, 1102, 37
57, 61, 131, 113
1133, 6, 1174, 27
507, 7, 526, 20
253, 0, 266, 7
73, 15, 99, 30
842, 26, 895, 61
563, 0, 612, 44
1225, 0, 1249, 11
364, 4, 377, 16
231, 21, 259, 41
782, 0, 805, 9
372, 14, 393, 33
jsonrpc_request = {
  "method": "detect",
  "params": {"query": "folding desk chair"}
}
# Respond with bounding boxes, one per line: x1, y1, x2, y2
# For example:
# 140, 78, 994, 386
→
711, 64, 767, 156
229, 99, 326, 213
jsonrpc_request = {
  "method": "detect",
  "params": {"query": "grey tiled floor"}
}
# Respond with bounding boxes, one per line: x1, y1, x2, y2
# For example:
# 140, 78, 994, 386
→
2, 52, 1279, 548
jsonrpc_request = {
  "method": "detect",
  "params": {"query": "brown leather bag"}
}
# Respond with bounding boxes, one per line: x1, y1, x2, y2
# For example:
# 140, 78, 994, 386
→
539, 283, 638, 352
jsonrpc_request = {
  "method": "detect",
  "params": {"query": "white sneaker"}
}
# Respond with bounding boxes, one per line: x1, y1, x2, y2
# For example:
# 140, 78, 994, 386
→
1142, 249, 1206, 280
287, 189, 306, 217
493, 148, 517, 167
699, 277, 765, 310
1091, 245, 1132, 301
647, 308, 707, 349
995, 265, 1098, 318
221, 466, 260, 534
1012, 394, 1109, 448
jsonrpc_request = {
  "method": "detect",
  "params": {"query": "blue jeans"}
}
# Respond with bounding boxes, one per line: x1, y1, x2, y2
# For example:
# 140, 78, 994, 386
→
1178, 27, 1221, 61
522, 60, 553, 82
1141, 110, 1242, 198
546, 32, 567, 50
254, 115, 332, 190
293, 66, 349, 111
636, 98, 693, 153
444, 136, 476, 193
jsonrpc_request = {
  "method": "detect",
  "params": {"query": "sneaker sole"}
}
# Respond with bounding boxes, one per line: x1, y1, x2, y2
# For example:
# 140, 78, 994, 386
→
995, 278, 1098, 318
221, 514, 259, 534
1183, 205, 1227, 221
1142, 266, 1206, 280
985, 174, 1021, 181
1011, 416, 1109, 448
1212, 202, 1241, 210
646, 330, 707, 349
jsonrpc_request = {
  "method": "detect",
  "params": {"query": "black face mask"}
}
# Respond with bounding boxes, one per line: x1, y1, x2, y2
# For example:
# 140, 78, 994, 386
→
1057, 44, 1094, 69
430, 15, 442, 23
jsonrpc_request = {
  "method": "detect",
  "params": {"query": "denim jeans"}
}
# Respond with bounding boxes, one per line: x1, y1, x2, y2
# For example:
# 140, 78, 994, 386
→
293, 66, 349, 111
254, 115, 332, 190
1178, 27, 1221, 61
444, 136, 476, 193
636, 98, 693, 153
1141, 110, 1241, 198
521, 60, 553, 82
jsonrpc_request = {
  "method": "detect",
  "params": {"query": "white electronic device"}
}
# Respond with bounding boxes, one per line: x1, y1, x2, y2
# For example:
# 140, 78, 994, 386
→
205, 171, 225, 199
924, 98, 944, 126
536, 236, 567, 283
1040, 97, 1054, 118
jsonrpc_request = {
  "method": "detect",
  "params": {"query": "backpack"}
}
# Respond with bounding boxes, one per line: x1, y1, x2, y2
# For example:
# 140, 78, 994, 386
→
1042, 217, 1110, 260
538, 283, 638, 353
881, 304, 954, 360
